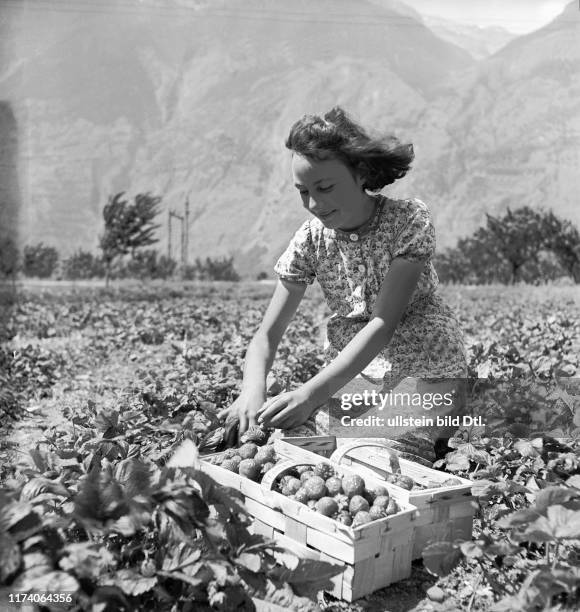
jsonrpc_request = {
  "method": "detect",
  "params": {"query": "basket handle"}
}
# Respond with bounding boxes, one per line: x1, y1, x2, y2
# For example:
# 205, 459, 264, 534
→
261, 459, 314, 491
329, 440, 401, 474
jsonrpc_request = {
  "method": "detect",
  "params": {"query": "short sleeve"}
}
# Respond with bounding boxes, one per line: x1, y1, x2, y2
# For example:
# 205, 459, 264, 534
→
392, 198, 436, 262
274, 220, 316, 285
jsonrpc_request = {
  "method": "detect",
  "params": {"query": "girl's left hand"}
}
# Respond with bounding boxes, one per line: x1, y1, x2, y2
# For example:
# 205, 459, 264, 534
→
257, 388, 319, 430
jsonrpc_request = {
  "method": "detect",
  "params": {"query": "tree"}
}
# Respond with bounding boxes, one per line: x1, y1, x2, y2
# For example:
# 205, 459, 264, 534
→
435, 207, 580, 285
461, 230, 512, 284
99, 192, 161, 286
433, 248, 469, 284
483, 206, 545, 284
22, 243, 59, 278
0, 237, 19, 287
541, 211, 580, 283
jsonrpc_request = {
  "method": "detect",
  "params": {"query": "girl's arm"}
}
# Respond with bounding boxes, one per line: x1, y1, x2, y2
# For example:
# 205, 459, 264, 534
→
258, 258, 424, 428
218, 278, 307, 433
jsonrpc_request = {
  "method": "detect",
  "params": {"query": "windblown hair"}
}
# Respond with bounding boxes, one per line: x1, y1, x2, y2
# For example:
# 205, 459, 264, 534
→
285, 106, 414, 191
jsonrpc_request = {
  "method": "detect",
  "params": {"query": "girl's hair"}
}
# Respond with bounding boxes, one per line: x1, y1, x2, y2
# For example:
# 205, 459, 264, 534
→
285, 106, 414, 191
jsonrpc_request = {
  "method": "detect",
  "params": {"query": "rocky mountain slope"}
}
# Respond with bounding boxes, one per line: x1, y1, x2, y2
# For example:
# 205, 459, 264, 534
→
0, 0, 577, 276
422, 16, 515, 59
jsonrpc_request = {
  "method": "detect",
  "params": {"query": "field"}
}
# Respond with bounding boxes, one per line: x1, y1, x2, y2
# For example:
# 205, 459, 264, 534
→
1, 281, 580, 612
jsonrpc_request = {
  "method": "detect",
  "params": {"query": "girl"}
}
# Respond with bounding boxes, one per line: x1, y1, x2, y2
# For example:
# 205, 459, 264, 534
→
219, 107, 467, 459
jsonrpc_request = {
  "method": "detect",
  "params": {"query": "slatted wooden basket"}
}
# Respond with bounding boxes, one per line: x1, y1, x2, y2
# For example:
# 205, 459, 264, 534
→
279, 436, 475, 559
201, 441, 418, 601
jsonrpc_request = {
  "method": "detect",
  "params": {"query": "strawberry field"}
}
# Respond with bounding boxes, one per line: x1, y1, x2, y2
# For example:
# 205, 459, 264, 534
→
1, 281, 580, 612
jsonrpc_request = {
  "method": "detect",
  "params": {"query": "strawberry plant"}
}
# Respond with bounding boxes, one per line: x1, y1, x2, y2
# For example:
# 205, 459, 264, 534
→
1, 283, 579, 609
0, 438, 341, 611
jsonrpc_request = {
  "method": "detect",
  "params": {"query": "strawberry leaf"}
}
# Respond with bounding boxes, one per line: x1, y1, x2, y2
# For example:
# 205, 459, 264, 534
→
0, 533, 22, 582
100, 568, 157, 596
12, 569, 79, 593
235, 552, 263, 573
59, 543, 115, 579
535, 486, 577, 513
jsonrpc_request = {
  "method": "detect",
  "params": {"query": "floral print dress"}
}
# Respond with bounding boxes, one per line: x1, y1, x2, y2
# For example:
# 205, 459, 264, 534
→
273, 195, 468, 441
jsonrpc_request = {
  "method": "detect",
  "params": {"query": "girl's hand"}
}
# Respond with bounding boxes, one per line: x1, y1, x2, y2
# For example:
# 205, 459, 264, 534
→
257, 387, 318, 430
217, 389, 266, 437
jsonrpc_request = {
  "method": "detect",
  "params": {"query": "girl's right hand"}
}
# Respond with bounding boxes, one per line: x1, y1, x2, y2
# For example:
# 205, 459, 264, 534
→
217, 389, 266, 437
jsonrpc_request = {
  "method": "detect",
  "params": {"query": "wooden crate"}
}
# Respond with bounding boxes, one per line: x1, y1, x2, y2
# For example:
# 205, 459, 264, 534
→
279, 437, 475, 560
201, 443, 417, 601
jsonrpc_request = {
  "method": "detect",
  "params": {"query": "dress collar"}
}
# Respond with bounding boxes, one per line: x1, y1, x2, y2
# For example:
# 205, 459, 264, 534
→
332, 195, 385, 243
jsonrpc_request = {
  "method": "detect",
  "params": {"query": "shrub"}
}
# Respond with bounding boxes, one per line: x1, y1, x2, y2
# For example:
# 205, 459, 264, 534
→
117, 250, 178, 280
62, 250, 106, 280
183, 257, 240, 281
22, 243, 59, 278
0, 237, 19, 279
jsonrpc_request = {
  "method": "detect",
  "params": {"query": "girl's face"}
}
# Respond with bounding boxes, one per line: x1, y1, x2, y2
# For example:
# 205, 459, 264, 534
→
291, 154, 372, 231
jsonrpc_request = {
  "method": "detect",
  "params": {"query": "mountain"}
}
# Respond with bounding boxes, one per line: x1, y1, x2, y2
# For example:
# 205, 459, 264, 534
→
0, 0, 578, 277
422, 16, 516, 60
406, 1, 580, 240
0, 0, 472, 272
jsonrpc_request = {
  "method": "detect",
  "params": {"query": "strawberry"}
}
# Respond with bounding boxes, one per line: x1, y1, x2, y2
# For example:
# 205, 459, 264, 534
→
221, 459, 239, 473
373, 495, 390, 510
325, 476, 343, 496
261, 461, 275, 474
280, 474, 297, 488
254, 447, 275, 466
241, 427, 268, 446
349, 495, 370, 515
238, 442, 258, 459
334, 494, 350, 512
352, 511, 372, 527
296, 465, 313, 475
314, 462, 335, 480
369, 506, 387, 521
238, 459, 261, 481
367, 486, 389, 502
300, 471, 315, 483
229, 455, 242, 469
394, 475, 414, 490
342, 474, 365, 498
281, 477, 301, 497
336, 511, 353, 526
315, 497, 338, 517
294, 488, 309, 504
303, 476, 327, 500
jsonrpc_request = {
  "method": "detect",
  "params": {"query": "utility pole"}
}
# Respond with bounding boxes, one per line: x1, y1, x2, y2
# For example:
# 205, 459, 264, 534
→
167, 211, 171, 259
167, 195, 191, 273
168, 209, 184, 264
184, 196, 190, 268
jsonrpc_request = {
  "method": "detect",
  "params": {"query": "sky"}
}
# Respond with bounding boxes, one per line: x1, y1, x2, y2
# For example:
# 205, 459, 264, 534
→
401, 0, 573, 33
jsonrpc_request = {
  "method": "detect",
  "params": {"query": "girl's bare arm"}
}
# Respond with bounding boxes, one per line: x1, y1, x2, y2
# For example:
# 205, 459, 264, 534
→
242, 279, 306, 391
218, 278, 306, 431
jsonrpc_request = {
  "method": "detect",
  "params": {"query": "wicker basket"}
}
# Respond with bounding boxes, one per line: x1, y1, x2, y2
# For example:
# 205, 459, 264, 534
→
279, 436, 475, 559
201, 441, 417, 601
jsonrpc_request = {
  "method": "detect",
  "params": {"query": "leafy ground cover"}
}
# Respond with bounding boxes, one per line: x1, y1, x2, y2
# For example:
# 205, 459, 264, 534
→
0, 281, 579, 611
